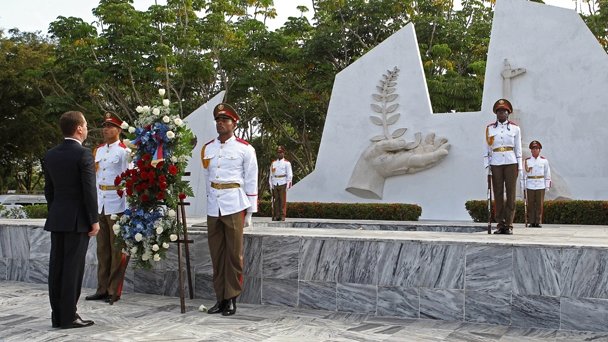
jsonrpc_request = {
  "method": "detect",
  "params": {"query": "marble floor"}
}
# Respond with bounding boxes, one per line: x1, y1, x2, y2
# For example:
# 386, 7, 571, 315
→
1, 281, 607, 342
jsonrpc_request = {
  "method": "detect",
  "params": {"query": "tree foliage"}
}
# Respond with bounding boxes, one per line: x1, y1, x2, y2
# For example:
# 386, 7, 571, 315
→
0, 0, 606, 194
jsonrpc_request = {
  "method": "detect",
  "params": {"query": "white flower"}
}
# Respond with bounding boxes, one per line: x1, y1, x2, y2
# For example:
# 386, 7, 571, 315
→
142, 253, 150, 261
162, 242, 170, 249
170, 234, 178, 242
174, 118, 184, 127
170, 156, 178, 163
166, 131, 175, 139
152, 244, 160, 252
153, 254, 161, 262
134, 233, 143, 242
168, 209, 176, 217
130, 246, 138, 255
128, 126, 136, 133
153, 108, 161, 116
110, 214, 118, 220
136, 106, 144, 113
156, 226, 163, 235
112, 224, 121, 234
178, 155, 188, 162
162, 115, 170, 123
120, 122, 129, 130
159, 88, 166, 96
142, 105, 150, 112
163, 99, 170, 107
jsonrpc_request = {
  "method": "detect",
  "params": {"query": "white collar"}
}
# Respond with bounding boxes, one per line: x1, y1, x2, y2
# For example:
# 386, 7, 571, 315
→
64, 137, 82, 145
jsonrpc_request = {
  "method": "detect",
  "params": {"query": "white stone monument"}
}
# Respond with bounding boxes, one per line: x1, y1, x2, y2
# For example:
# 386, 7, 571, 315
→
183, 91, 225, 218
288, 0, 608, 220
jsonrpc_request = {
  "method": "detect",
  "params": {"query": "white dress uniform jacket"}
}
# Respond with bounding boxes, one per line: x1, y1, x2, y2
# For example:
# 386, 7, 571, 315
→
525, 156, 551, 190
95, 141, 130, 215
484, 120, 523, 170
269, 158, 293, 188
202, 136, 258, 217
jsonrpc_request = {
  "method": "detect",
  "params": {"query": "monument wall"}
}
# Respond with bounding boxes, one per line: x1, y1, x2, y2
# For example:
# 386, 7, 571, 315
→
289, 0, 608, 220
183, 91, 225, 218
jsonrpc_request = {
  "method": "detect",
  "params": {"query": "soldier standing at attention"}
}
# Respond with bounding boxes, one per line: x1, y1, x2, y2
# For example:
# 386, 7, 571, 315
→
201, 103, 258, 316
484, 99, 522, 235
269, 146, 293, 221
86, 113, 130, 304
524, 140, 551, 227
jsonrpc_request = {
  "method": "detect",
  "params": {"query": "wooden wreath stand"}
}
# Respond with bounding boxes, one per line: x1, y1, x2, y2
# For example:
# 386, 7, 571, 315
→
174, 172, 194, 313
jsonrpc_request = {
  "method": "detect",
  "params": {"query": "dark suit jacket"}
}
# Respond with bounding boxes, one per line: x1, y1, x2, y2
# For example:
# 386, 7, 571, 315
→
44, 139, 98, 232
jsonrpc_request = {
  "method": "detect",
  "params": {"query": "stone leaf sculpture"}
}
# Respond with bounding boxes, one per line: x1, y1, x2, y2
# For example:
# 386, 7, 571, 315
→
345, 67, 451, 199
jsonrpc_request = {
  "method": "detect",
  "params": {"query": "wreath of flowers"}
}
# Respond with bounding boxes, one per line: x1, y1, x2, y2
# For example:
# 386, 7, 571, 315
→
113, 88, 194, 268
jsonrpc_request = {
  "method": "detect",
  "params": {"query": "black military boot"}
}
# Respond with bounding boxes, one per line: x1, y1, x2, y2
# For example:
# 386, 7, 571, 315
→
207, 300, 227, 314
222, 297, 237, 316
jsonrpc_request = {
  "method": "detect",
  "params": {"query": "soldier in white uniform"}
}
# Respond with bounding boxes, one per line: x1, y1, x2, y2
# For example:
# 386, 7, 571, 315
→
269, 146, 293, 221
484, 99, 522, 234
524, 140, 551, 227
86, 113, 130, 304
201, 103, 258, 316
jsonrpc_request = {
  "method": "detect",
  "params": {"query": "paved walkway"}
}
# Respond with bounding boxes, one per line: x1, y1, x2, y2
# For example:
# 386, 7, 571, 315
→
1, 281, 607, 341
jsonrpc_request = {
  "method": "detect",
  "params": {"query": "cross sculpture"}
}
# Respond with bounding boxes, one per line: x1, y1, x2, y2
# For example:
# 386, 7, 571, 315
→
501, 58, 526, 115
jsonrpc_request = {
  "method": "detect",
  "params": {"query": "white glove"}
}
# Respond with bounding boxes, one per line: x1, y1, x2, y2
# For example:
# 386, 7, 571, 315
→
244, 212, 253, 228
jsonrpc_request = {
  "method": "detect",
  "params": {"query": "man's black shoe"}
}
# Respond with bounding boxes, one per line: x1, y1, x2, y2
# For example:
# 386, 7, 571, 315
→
207, 300, 227, 314
85, 293, 108, 301
61, 315, 94, 329
222, 297, 237, 316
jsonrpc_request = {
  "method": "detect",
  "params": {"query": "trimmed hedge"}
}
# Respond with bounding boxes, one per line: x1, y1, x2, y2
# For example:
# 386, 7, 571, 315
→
255, 201, 422, 221
465, 200, 608, 225
24, 204, 48, 219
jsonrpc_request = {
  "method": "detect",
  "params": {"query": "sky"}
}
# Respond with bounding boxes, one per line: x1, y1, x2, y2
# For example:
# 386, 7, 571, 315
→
0, 0, 314, 34
0, 0, 582, 35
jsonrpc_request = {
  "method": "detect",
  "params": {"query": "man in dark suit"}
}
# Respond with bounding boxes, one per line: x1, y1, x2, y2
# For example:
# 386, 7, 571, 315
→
44, 111, 100, 329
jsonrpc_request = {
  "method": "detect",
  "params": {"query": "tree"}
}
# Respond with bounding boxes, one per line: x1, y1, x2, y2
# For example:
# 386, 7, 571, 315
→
0, 30, 61, 192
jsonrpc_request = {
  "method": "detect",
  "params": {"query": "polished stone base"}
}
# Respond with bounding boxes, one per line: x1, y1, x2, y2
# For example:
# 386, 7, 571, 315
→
2, 218, 608, 333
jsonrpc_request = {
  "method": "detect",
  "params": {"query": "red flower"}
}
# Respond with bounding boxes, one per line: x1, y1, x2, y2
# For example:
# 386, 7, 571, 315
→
159, 175, 167, 183
141, 194, 149, 202
156, 192, 165, 200
168, 165, 178, 175
178, 193, 186, 200
159, 182, 167, 190
142, 153, 151, 161
114, 175, 122, 186
117, 189, 124, 198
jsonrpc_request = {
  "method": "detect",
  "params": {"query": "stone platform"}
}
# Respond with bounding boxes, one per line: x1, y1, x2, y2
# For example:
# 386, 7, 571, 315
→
2, 218, 608, 333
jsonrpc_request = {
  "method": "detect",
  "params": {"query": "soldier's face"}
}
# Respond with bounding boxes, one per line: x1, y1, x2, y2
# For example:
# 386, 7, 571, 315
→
531, 147, 541, 158
102, 124, 121, 142
495, 109, 509, 122
215, 116, 235, 135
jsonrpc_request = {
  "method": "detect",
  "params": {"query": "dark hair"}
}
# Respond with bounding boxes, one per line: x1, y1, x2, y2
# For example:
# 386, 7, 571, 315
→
59, 111, 84, 137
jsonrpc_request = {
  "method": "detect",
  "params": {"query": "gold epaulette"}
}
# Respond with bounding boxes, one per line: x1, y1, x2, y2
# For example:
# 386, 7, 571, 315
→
485, 126, 494, 146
